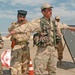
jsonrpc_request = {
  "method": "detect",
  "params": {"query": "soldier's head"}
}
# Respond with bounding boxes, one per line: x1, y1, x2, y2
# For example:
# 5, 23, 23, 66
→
17, 10, 27, 24
41, 3, 53, 19
55, 16, 60, 22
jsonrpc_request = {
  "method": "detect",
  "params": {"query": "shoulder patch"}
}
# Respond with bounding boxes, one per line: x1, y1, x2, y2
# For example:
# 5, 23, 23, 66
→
11, 22, 17, 25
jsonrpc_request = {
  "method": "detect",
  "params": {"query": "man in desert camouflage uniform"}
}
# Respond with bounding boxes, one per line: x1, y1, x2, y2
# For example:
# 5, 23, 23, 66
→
6, 3, 75, 75
0, 34, 4, 49
8, 10, 30, 75
54, 16, 71, 64
0, 34, 4, 42
0, 34, 3, 40
54, 16, 64, 63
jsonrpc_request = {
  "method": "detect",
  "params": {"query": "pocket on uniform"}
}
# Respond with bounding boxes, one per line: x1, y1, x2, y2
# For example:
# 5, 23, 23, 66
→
11, 50, 18, 58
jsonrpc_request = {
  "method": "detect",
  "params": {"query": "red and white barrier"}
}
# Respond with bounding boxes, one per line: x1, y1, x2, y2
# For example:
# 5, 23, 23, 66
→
1, 49, 11, 68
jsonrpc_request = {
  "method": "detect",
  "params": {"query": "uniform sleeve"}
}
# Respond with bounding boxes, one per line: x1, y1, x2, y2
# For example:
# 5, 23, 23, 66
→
8, 25, 14, 32
59, 23, 69, 29
28, 18, 41, 32
62, 23, 69, 29
14, 24, 30, 33
8, 22, 17, 32
14, 18, 41, 33
0, 36, 2, 40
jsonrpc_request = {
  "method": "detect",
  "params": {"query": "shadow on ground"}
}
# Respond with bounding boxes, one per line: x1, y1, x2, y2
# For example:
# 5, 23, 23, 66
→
57, 61, 75, 70
2, 69, 11, 75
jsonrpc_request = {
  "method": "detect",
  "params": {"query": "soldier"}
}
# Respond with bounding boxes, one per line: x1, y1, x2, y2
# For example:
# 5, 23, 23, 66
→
8, 10, 30, 75
0, 34, 3, 41
54, 16, 64, 63
6, 3, 75, 75
54, 16, 75, 64
0, 34, 4, 49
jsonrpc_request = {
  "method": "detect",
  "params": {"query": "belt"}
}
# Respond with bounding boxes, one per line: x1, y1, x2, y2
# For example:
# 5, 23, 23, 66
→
38, 43, 54, 47
16, 41, 29, 45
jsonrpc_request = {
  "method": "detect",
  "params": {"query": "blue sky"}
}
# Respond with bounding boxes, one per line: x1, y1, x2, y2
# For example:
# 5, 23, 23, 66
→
0, 0, 75, 36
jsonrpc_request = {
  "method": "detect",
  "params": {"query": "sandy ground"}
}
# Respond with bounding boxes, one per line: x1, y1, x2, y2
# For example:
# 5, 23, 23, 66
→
0, 38, 75, 75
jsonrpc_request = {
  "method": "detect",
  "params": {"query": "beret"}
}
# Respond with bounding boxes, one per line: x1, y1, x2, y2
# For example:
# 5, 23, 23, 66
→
18, 10, 27, 16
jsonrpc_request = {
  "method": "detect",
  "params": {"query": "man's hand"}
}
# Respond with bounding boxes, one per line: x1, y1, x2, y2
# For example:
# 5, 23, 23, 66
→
69, 27, 75, 31
6, 33, 11, 38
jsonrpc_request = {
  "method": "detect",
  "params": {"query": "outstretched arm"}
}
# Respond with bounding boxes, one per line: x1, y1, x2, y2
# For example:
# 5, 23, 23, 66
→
6, 19, 41, 38
68, 27, 75, 31
6, 30, 16, 38
61, 24, 75, 31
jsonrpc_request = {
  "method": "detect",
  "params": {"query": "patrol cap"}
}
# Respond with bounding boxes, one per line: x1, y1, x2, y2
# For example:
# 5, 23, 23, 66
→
18, 10, 27, 16
41, 3, 53, 11
55, 16, 60, 20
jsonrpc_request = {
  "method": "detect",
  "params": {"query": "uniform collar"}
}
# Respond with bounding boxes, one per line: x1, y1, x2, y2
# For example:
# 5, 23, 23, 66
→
43, 16, 51, 21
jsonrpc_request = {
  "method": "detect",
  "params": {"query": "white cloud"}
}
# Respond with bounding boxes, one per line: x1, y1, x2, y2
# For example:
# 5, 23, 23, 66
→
0, 0, 54, 19
0, 0, 8, 3
59, 1, 75, 8
0, 0, 75, 25
0, 14, 16, 19
52, 1, 75, 25
0, 0, 54, 6
53, 8, 75, 24
0, 10, 16, 19
71, 3, 75, 7
53, 7, 75, 17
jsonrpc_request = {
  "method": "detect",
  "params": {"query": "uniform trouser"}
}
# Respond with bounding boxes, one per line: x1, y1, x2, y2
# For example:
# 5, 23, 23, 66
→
34, 46, 56, 75
0, 61, 3, 75
10, 45, 30, 75
56, 40, 64, 61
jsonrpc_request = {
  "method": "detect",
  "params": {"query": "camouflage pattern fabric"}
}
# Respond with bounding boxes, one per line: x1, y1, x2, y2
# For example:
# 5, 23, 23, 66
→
11, 17, 57, 75
34, 46, 56, 75
33, 17, 57, 75
8, 20, 30, 75
10, 45, 30, 75
56, 40, 64, 62
21, 45, 30, 75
